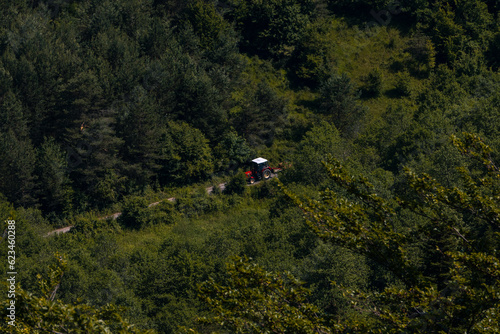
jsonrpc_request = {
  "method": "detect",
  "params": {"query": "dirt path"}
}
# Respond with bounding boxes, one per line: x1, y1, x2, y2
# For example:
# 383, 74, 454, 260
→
45, 225, 74, 237
44, 176, 276, 237
45, 183, 229, 237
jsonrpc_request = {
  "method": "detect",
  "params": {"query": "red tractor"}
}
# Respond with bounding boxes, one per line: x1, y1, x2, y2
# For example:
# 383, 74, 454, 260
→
245, 157, 282, 184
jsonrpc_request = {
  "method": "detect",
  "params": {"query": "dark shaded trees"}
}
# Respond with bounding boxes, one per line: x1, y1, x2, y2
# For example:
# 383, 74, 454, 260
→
117, 87, 165, 189
0, 92, 37, 207
35, 137, 73, 213
229, 0, 314, 59
65, 111, 126, 209
233, 81, 289, 148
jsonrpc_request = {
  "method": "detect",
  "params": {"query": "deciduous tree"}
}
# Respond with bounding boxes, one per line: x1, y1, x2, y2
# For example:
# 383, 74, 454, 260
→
279, 133, 500, 332
180, 256, 331, 334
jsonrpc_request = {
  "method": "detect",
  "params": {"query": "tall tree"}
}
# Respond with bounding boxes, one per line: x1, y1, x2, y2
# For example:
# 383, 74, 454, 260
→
181, 0, 230, 50
117, 87, 165, 189
317, 72, 366, 136
233, 81, 288, 148
65, 110, 126, 209
35, 137, 73, 213
284, 121, 342, 186
0, 91, 36, 206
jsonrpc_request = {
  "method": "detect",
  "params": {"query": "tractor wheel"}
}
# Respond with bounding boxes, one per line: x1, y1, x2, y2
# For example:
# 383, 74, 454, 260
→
263, 169, 271, 180
249, 177, 255, 184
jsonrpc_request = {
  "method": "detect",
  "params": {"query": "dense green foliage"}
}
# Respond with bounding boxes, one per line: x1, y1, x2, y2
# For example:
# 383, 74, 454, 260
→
279, 133, 500, 332
0, 255, 154, 333
0, 0, 499, 332
180, 256, 330, 333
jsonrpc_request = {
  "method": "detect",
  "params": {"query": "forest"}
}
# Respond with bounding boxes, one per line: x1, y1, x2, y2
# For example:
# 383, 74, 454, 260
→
0, 0, 499, 332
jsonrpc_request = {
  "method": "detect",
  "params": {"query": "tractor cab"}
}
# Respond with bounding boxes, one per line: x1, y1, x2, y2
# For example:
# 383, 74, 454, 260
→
251, 157, 269, 173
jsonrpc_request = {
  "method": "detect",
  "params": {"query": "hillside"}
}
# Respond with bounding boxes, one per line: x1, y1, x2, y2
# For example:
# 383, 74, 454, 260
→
1, 0, 500, 333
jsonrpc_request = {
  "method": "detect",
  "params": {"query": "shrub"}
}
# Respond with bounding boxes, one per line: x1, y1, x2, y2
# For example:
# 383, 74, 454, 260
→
252, 178, 276, 199
405, 35, 436, 76
72, 214, 119, 234
118, 196, 150, 229
224, 171, 247, 195
362, 68, 383, 97
149, 201, 177, 225
394, 71, 412, 96
175, 187, 211, 216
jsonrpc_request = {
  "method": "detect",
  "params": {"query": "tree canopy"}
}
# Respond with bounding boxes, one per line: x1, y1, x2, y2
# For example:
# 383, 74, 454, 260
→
1, 0, 499, 332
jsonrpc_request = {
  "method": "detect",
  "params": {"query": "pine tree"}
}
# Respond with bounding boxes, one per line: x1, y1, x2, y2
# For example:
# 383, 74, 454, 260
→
35, 137, 73, 213
0, 91, 37, 207
318, 73, 366, 136
117, 87, 165, 189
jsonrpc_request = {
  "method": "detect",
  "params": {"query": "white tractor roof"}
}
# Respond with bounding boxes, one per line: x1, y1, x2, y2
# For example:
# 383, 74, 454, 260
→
252, 157, 268, 164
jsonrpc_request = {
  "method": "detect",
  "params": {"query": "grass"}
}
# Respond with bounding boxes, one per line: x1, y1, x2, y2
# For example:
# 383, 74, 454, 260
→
109, 191, 270, 253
